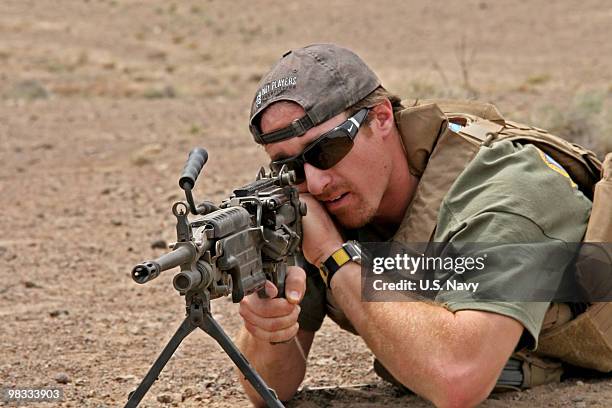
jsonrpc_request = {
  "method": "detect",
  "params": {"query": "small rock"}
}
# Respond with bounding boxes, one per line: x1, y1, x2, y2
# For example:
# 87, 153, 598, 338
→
101, 187, 113, 195
54, 373, 70, 384
572, 395, 585, 402
128, 326, 141, 336
15, 314, 37, 322
23, 281, 42, 289
157, 393, 173, 403
111, 219, 123, 226
75, 378, 86, 386
576, 380, 585, 386
49, 310, 69, 318
182, 387, 196, 400
114, 374, 136, 382
34, 142, 54, 150
151, 239, 168, 249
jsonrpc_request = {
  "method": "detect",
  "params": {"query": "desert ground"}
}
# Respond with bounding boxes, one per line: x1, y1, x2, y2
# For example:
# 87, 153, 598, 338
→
1, 0, 611, 407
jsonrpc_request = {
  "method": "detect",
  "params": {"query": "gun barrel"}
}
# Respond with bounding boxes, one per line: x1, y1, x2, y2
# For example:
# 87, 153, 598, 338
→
132, 244, 196, 284
173, 269, 202, 292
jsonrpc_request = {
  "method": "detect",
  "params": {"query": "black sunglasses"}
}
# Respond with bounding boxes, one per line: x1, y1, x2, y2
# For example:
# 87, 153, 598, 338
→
270, 108, 370, 183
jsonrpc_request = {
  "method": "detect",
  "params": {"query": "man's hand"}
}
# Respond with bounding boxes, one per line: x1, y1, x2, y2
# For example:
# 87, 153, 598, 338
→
299, 194, 344, 266
239, 266, 306, 343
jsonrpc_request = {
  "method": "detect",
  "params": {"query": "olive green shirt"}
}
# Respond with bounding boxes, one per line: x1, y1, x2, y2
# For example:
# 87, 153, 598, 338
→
297, 140, 592, 348
433, 141, 591, 347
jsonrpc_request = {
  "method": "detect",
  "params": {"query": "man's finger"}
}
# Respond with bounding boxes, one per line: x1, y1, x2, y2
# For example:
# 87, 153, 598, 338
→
239, 304, 301, 332
264, 280, 278, 298
241, 295, 295, 318
285, 266, 306, 304
243, 321, 300, 343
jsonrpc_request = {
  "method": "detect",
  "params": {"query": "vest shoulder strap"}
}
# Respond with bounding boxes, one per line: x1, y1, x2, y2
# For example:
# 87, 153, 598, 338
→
495, 120, 601, 198
403, 98, 506, 124
393, 99, 605, 244
402, 98, 602, 197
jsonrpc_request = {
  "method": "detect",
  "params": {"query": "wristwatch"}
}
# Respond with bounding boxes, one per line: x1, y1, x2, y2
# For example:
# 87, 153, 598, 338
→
319, 240, 362, 288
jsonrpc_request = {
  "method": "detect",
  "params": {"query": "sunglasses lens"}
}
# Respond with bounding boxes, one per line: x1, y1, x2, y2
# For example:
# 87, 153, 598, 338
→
304, 131, 353, 169
269, 115, 361, 185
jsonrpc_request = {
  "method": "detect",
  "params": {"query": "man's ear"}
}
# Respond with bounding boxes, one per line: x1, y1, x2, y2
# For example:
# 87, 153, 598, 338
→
368, 99, 395, 139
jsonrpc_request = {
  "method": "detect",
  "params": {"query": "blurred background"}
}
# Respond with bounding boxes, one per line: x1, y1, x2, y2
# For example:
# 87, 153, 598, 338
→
1, 1, 611, 407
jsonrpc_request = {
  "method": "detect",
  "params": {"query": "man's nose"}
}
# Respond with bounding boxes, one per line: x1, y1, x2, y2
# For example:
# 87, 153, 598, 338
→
303, 163, 332, 196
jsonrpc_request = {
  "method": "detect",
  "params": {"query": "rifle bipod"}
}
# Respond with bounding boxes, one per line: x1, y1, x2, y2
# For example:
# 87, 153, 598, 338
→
124, 292, 284, 408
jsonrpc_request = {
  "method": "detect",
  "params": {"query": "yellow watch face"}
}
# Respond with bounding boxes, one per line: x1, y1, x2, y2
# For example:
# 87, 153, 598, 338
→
331, 248, 350, 266
319, 247, 353, 287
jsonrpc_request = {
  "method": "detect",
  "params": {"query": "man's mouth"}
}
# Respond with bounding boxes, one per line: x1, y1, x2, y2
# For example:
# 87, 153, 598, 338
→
322, 192, 349, 210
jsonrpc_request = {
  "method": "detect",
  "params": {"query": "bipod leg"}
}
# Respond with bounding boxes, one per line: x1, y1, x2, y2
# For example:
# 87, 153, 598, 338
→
198, 309, 285, 408
125, 317, 196, 408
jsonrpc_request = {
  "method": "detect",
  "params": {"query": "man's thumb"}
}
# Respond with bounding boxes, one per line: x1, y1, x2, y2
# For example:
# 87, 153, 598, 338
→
284, 266, 306, 304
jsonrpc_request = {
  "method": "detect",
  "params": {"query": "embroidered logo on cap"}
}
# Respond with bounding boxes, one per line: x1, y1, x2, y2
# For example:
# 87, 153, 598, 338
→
255, 75, 298, 108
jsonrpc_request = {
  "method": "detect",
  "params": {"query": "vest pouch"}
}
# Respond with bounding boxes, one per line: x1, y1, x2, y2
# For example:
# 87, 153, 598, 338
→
537, 303, 612, 372
582, 153, 612, 242
516, 351, 563, 388
494, 351, 563, 392
575, 153, 612, 301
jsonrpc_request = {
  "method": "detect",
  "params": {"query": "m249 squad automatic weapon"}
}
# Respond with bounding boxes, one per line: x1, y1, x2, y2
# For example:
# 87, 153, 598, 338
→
125, 148, 305, 408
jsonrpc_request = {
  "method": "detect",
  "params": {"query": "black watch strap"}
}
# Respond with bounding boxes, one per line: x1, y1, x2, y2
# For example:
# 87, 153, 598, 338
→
319, 241, 362, 288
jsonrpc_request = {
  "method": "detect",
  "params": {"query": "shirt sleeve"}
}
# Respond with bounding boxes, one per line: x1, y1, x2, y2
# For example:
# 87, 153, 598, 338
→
296, 260, 327, 332
433, 141, 591, 349
435, 210, 564, 348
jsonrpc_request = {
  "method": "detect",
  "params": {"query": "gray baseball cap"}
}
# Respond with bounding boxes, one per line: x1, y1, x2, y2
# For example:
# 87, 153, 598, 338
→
249, 44, 381, 144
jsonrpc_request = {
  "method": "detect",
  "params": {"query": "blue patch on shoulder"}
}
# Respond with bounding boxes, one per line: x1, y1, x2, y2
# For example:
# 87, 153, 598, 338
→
448, 123, 462, 133
543, 153, 564, 171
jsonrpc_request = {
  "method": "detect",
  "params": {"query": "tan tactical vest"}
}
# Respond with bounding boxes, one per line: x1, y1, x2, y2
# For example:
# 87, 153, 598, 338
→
327, 99, 612, 382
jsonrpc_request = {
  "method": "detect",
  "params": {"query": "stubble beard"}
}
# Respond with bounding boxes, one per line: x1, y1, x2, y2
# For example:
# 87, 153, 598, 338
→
331, 193, 377, 230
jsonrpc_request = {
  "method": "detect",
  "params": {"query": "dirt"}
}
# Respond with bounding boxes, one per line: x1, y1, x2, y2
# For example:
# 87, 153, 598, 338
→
1, 1, 611, 407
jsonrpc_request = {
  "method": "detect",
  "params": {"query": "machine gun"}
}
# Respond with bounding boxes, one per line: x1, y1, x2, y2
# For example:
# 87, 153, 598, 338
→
125, 148, 306, 408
